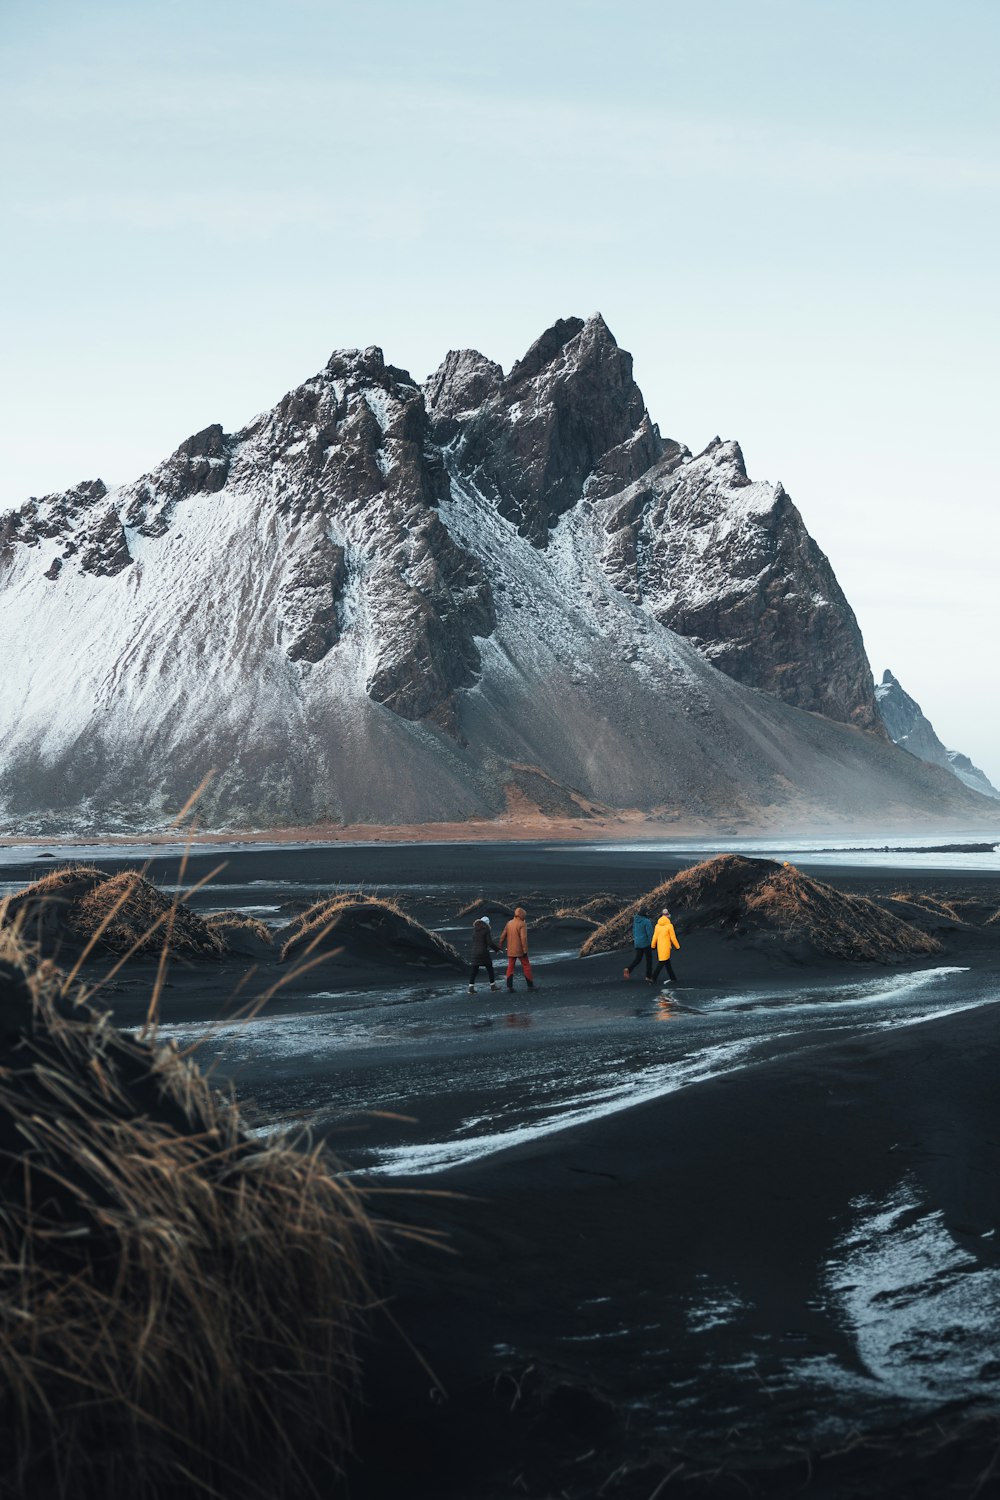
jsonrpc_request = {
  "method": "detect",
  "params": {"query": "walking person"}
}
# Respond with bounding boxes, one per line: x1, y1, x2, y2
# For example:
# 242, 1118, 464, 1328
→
500, 906, 534, 991
624, 910, 655, 982
468, 915, 499, 994
651, 907, 680, 985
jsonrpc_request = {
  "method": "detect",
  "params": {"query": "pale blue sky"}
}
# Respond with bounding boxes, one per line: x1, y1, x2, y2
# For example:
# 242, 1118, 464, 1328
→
3, 0, 999, 785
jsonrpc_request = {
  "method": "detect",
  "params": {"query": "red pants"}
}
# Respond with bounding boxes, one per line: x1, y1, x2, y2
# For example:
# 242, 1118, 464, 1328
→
505, 955, 533, 982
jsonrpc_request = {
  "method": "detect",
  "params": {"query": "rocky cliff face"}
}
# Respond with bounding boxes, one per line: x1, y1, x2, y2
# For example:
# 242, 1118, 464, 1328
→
0, 316, 991, 832
876, 670, 1000, 800
600, 440, 881, 731
427, 314, 662, 546
428, 315, 879, 731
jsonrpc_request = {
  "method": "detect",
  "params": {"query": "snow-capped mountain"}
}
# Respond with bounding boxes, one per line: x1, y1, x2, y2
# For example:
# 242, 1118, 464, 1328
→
427, 315, 879, 732
876, 670, 1000, 801
0, 315, 993, 832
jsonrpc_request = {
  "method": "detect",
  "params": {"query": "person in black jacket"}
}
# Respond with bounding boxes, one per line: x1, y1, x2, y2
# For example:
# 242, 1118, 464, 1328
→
469, 915, 500, 993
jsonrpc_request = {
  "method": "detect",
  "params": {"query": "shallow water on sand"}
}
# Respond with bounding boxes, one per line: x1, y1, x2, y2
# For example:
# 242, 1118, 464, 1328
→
155, 964, 984, 1173
806, 1178, 1000, 1403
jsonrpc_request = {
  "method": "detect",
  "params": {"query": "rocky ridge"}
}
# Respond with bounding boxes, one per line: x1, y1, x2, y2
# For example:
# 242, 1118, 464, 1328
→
0, 316, 993, 831
876, 670, 1000, 801
426, 316, 880, 731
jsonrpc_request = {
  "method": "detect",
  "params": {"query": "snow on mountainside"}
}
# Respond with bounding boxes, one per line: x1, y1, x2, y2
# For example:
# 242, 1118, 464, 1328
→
0, 315, 994, 833
599, 439, 881, 731
876, 670, 1000, 801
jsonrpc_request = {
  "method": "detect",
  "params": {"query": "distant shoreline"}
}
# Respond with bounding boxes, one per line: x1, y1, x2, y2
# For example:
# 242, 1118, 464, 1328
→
2, 812, 999, 851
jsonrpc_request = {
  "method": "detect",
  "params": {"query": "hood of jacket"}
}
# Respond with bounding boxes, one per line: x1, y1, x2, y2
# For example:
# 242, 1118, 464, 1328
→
633, 913, 654, 942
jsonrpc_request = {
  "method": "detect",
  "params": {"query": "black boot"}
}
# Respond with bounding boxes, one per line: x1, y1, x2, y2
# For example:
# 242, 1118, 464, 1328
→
506, 977, 513, 992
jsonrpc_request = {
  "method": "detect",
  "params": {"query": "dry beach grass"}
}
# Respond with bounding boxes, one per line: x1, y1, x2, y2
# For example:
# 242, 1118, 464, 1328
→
205, 908, 274, 942
582, 854, 944, 962
456, 896, 515, 919
0, 915, 380, 1499
554, 892, 622, 924
279, 891, 462, 968
5, 863, 228, 959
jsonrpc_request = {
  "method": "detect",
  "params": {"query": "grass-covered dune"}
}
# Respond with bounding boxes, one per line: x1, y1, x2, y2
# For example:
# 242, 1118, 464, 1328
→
203, 906, 275, 955
0, 932, 376, 1500
581, 854, 945, 963
3, 863, 240, 960
3, 867, 469, 976
555, 893, 622, 923
279, 892, 462, 969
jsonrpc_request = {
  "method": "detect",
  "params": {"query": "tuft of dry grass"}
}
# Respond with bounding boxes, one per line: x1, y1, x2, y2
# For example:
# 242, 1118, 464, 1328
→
742, 868, 942, 961
206, 909, 275, 945
554, 893, 622, 924
888, 891, 964, 923
75, 869, 226, 956
280, 892, 462, 968
456, 896, 515, 919
582, 854, 943, 963
889, 890, 1000, 929
4, 861, 104, 900
3, 863, 227, 959
0, 928, 378, 1500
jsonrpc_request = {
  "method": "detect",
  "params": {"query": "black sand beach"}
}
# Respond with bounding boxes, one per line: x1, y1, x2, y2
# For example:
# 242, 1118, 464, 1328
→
3, 839, 1000, 1497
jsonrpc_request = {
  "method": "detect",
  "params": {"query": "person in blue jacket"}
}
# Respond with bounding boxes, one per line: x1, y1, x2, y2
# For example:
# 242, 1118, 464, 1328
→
623, 911, 655, 982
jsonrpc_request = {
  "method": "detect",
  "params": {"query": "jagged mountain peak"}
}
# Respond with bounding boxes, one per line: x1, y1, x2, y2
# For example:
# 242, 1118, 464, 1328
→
423, 349, 504, 433
695, 437, 750, 482
436, 312, 660, 546
154, 423, 233, 503
876, 670, 934, 739
598, 431, 881, 731
503, 311, 630, 391
0, 474, 129, 582
424, 314, 619, 426
48, 476, 109, 507
321, 345, 420, 398
173, 423, 226, 460
325, 343, 381, 375
505, 314, 586, 386
2, 314, 993, 832
876, 669, 1000, 800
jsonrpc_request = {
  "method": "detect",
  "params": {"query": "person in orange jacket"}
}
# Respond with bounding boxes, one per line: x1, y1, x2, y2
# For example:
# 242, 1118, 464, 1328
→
499, 906, 534, 991
651, 907, 680, 985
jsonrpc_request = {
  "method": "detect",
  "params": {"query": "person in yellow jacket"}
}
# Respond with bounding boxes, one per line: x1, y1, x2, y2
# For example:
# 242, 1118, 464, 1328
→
651, 908, 680, 985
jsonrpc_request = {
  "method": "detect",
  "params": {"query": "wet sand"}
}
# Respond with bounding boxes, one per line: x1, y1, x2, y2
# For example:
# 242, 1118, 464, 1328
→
357, 1002, 1000, 1494
3, 841, 1000, 1496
